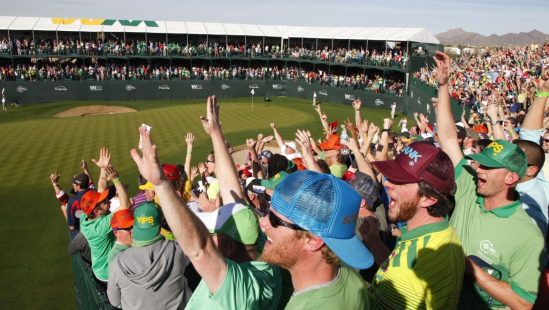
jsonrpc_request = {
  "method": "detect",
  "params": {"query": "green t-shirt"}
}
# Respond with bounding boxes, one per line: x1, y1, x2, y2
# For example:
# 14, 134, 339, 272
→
329, 164, 347, 178
80, 213, 115, 281
107, 242, 130, 265
370, 220, 464, 309
450, 158, 544, 307
284, 264, 369, 310
185, 259, 283, 310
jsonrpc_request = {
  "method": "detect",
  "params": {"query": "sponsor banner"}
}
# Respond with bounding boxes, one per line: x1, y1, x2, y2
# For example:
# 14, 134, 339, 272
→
272, 84, 283, 90
17, 86, 28, 92
191, 84, 203, 90
297, 86, 304, 92
344, 94, 355, 100
221, 84, 230, 90
90, 85, 103, 91
158, 84, 170, 90
55, 86, 68, 91
375, 99, 384, 106
319, 90, 328, 96
249, 84, 259, 89
126, 85, 136, 91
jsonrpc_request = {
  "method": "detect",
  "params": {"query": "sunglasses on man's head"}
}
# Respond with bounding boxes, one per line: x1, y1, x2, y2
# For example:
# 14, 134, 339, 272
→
268, 211, 304, 231
114, 226, 133, 232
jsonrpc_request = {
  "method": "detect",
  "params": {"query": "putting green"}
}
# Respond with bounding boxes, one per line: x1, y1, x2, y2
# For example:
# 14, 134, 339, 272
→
0, 97, 395, 309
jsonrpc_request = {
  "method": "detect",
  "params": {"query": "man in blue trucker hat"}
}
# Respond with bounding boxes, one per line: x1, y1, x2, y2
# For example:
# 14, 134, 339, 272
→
259, 169, 374, 309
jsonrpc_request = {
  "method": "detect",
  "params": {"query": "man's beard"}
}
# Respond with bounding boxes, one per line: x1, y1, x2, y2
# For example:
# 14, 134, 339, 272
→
390, 195, 420, 223
262, 233, 301, 270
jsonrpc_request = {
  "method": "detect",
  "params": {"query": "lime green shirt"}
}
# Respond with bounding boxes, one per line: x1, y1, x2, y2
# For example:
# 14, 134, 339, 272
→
451, 159, 544, 307
107, 242, 130, 265
285, 264, 369, 309
370, 220, 464, 309
329, 164, 347, 178
185, 259, 283, 310
80, 213, 115, 281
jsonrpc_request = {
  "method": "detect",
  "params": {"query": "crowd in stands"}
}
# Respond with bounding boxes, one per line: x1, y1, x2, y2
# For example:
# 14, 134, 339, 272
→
0, 36, 408, 67
414, 40, 549, 115
0, 59, 405, 95
50, 47, 549, 309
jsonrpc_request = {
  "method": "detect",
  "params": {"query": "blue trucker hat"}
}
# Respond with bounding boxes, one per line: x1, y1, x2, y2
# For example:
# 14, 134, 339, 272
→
270, 170, 374, 269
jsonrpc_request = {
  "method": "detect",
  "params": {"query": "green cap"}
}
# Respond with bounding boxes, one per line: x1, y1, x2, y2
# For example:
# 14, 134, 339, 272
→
465, 139, 527, 178
196, 203, 259, 245
133, 201, 163, 241
258, 171, 289, 190
410, 134, 423, 142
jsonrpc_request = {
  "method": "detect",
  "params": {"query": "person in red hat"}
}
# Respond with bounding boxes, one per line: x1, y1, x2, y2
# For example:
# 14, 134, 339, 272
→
80, 158, 130, 286
318, 134, 347, 178
107, 209, 134, 264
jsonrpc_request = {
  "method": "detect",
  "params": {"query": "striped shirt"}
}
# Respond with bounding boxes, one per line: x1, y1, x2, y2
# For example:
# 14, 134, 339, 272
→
370, 220, 464, 309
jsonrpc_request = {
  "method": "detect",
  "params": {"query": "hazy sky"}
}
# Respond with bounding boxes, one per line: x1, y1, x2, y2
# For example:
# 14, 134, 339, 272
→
5, 0, 549, 36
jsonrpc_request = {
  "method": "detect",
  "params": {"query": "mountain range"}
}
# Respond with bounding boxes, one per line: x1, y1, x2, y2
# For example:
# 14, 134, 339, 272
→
435, 28, 548, 46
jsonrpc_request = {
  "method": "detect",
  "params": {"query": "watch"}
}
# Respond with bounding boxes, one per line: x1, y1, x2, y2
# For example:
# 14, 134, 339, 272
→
491, 119, 498, 126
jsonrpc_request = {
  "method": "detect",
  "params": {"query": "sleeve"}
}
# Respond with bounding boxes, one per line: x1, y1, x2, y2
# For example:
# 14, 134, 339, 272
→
107, 257, 122, 307
97, 213, 114, 236
68, 233, 81, 255
207, 180, 220, 201
66, 198, 76, 227
519, 128, 543, 145
507, 231, 545, 304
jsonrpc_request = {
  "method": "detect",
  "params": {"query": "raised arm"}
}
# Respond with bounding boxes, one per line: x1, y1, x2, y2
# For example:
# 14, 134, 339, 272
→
315, 104, 329, 134
79, 160, 93, 187
201, 96, 245, 205
270, 123, 285, 150
105, 166, 129, 211
522, 68, 549, 131
130, 118, 227, 295
352, 99, 363, 129
184, 132, 195, 179
295, 129, 322, 173
91, 147, 111, 192
486, 104, 506, 141
246, 138, 264, 179
433, 51, 463, 167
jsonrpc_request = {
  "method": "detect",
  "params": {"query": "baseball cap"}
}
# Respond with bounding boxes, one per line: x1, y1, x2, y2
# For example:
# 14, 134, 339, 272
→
456, 125, 466, 140
465, 128, 480, 142
69, 173, 89, 186
465, 139, 527, 178
258, 171, 288, 190
271, 170, 374, 269
284, 141, 298, 151
132, 202, 163, 241
162, 164, 180, 180
372, 142, 455, 194
473, 125, 488, 134
259, 150, 273, 160
196, 203, 260, 245
318, 134, 341, 150
139, 181, 154, 191
346, 171, 379, 205
110, 209, 134, 230
80, 189, 110, 215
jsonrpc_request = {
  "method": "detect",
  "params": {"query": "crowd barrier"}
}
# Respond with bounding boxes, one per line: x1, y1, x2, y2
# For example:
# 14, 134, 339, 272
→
0, 77, 464, 122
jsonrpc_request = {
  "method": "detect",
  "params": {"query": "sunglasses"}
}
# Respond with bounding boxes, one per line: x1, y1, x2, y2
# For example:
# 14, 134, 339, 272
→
268, 211, 304, 231
206, 159, 215, 163
543, 139, 549, 143
114, 226, 133, 232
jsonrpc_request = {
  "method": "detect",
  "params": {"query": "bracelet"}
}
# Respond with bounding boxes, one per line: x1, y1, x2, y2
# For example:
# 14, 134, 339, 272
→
382, 129, 389, 132
355, 109, 360, 112
53, 183, 59, 186
535, 91, 549, 98
187, 151, 192, 155
509, 130, 516, 135
113, 179, 121, 184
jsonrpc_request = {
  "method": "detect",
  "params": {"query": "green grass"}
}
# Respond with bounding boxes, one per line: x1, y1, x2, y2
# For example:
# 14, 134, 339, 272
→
0, 97, 395, 309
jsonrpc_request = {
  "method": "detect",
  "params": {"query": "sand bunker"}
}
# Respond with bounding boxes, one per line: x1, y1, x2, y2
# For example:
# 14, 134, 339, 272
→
53, 105, 136, 117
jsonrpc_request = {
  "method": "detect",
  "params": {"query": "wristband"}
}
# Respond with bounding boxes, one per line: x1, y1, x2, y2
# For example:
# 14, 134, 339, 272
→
113, 179, 121, 184
187, 151, 192, 155
535, 91, 549, 98
382, 129, 389, 132
509, 130, 516, 135
53, 183, 59, 186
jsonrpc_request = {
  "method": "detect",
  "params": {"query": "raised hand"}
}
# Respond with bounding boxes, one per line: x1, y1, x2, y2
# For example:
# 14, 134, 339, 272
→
246, 138, 257, 150
79, 159, 88, 171
352, 98, 362, 110
344, 117, 354, 131
199, 96, 221, 136
383, 118, 393, 130
486, 104, 499, 121
321, 112, 328, 122
358, 216, 381, 245
270, 123, 276, 129
130, 126, 166, 186
198, 162, 206, 175
190, 167, 198, 180
92, 147, 111, 169
340, 137, 359, 152
105, 166, 120, 182
50, 172, 60, 185
256, 133, 264, 143
262, 135, 274, 143
433, 51, 451, 86
185, 132, 195, 145
539, 66, 549, 92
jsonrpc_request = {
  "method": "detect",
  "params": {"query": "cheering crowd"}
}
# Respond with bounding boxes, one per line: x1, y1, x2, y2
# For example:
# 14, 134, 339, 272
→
52, 50, 549, 309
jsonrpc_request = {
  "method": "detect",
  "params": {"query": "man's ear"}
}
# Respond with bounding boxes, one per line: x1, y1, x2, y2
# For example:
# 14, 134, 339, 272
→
419, 196, 438, 209
526, 166, 539, 178
505, 172, 521, 185
303, 233, 325, 252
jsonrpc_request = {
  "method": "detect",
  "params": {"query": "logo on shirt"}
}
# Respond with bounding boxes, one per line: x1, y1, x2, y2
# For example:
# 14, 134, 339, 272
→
478, 240, 500, 262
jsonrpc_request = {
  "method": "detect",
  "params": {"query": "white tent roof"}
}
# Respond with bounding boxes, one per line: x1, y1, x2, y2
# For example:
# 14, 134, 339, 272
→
0, 16, 440, 44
